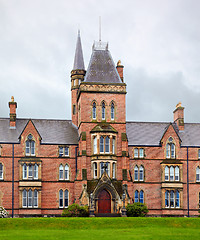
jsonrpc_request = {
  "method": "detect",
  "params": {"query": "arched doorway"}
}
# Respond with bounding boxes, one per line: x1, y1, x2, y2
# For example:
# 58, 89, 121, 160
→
98, 189, 111, 213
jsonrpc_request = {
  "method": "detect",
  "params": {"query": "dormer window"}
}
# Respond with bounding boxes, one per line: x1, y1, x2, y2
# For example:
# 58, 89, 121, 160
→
102, 102, 105, 120
25, 134, 35, 156
166, 137, 175, 159
93, 102, 96, 120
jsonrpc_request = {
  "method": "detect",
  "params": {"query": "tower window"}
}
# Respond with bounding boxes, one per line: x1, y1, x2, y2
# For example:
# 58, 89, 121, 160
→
102, 102, 105, 120
111, 102, 114, 120
93, 102, 96, 120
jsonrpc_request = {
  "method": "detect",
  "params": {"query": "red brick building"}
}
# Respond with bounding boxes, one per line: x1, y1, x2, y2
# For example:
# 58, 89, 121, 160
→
0, 32, 200, 217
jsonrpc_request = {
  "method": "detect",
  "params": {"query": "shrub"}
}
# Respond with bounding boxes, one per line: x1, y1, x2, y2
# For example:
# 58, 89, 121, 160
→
62, 204, 89, 217
126, 202, 149, 217
0, 206, 9, 218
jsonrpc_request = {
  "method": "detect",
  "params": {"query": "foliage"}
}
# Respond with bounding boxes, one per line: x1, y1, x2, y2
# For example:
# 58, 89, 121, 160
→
0, 206, 8, 218
126, 202, 149, 217
61, 203, 89, 217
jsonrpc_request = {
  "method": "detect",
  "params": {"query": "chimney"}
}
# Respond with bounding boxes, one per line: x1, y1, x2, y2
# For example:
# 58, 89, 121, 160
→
9, 96, 17, 129
173, 102, 184, 131
116, 60, 124, 82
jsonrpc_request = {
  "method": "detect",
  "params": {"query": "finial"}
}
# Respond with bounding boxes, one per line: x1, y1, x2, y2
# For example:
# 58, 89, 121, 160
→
117, 60, 122, 66
11, 96, 14, 102
176, 102, 182, 108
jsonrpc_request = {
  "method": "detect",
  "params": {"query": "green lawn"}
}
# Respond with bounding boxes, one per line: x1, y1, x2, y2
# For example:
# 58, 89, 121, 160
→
0, 217, 200, 240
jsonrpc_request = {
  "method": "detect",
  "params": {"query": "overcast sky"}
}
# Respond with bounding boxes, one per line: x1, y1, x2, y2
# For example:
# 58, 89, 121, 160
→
1, 0, 200, 123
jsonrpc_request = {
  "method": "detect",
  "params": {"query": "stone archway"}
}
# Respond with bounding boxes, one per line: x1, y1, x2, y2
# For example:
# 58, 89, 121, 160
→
98, 189, 111, 213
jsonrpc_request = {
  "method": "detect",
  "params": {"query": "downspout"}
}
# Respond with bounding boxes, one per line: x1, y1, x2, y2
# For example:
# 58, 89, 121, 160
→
12, 143, 14, 218
75, 146, 78, 176
187, 146, 189, 217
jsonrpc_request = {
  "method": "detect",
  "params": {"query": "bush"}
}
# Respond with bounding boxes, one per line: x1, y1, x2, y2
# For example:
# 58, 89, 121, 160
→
62, 204, 89, 217
0, 206, 9, 218
126, 202, 149, 217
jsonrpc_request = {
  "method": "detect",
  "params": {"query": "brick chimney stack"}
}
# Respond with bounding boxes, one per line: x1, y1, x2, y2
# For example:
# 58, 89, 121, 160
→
173, 102, 184, 131
9, 96, 17, 129
116, 60, 124, 82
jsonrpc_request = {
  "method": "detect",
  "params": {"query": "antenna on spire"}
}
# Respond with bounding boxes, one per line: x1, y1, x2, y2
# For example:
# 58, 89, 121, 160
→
99, 16, 101, 42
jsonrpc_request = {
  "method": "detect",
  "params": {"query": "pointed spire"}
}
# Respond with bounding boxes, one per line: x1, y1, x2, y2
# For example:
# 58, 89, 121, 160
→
73, 30, 85, 70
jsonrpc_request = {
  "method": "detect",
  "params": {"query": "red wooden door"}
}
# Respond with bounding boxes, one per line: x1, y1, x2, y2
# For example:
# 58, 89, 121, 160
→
98, 189, 111, 213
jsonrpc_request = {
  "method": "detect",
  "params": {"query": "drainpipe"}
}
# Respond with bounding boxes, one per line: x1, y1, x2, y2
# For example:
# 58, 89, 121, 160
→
187, 147, 189, 217
75, 146, 78, 175
12, 143, 14, 218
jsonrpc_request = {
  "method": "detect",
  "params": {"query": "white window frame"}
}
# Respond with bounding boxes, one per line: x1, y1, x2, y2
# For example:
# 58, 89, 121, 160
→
175, 166, 179, 181
100, 137, 104, 153
34, 164, 38, 179
59, 165, 64, 180
0, 163, 3, 180
28, 189, 32, 208
134, 166, 138, 181
64, 147, 69, 157
134, 148, 138, 158
112, 137, 115, 154
64, 189, 69, 208
93, 136, 97, 154
105, 136, 110, 153
59, 189, 63, 208
34, 190, 38, 208
102, 102, 105, 120
59, 147, 63, 157
170, 166, 174, 181
196, 167, 200, 182
139, 166, 144, 181
64, 165, 69, 180
111, 102, 114, 120
28, 165, 33, 178
112, 162, 116, 179
93, 162, 98, 179
92, 102, 96, 120
22, 189, 27, 208
139, 148, 144, 158
165, 166, 169, 181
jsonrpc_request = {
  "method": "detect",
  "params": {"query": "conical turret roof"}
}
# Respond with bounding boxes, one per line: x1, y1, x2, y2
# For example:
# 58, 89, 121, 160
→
73, 30, 85, 70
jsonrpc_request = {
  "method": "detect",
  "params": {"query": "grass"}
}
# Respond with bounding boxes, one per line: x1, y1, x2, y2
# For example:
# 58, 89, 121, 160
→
0, 217, 200, 240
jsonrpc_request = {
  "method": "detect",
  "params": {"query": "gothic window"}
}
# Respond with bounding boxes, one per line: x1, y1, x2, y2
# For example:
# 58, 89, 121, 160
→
164, 166, 179, 182
111, 102, 114, 120
100, 137, 104, 153
196, 167, 200, 182
22, 189, 27, 208
34, 189, 38, 207
105, 136, 110, 153
105, 162, 110, 177
113, 162, 116, 179
165, 190, 169, 207
170, 190, 174, 208
139, 166, 144, 181
64, 190, 69, 208
59, 189, 69, 208
59, 165, 64, 180
166, 139, 175, 159
100, 162, 104, 176
175, 166, 179, 181
170, 166, 174, 181
102, 102, 105, 120
28, 189, 32, 207
0, 163, 3, 180
64, 165, 69, 180
25, 134, 35, 156
93, 102, 96, 120
134, 166, 138, 181
112, 137, 115, 154
165, 190, 179, 208
175, 190, 180, 208
140, 190, 144, 203
28, 165, 33, 178
165, 166, 169, 181
93, 162, 97, 179
93, 136, 97, 154
135, 190, 139, 203
22, 164, 38, 180
34, 164, 38, 179
59, 189, 63, 208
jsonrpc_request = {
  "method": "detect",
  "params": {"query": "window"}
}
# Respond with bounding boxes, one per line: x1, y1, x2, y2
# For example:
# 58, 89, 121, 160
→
196, 167, 200, 182
170, 166, 174, 181
0, 146, 2, 156
23, 164, 27, 179
165, 190, 179, 208
73, 105, 76, 115
140, 190, 144, 203
166, 141, 175, 159
134, 166, 138, 181
198, 150, 200, 159
59, 147, 63, 157
105, 136, 110, 153
139, 149, 144, 158
111, 102, 114, 120
135, 190, 139, 203
102, 102, 105, 120
64, 165, 69, 180
0, 163, 3, 180
175, 166, 179, 181
139, 166, 144, 181
28, 165, 33, 178
34, 189, 38, 207
165, 166, 169, 181
59, 146, 69, 157
59, 189, 69, 208
113, 163, 116, 179
22, 164, 38, 180
93, 136, 97, 154
105, 162, 110, 177
100, 162, 104, 176
93, 102, 96, 120
34, 164, 38, 179
22, 189, 27, 207
25, 134, 35, 156
100, 137, 104, 153
28, 189, 32, 207
59, 189, 63, 208
134, 148, 138, 158
93, 162, 97, 179
64, 190, 69, 208
112, 137, 115, 154
64, 147, 69, 156
59, 165, 64, 180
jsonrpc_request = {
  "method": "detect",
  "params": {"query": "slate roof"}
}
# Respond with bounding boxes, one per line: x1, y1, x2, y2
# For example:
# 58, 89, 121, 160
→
73, 31, 85, 70
84, 41, 122, 83
126, 121, 200, 147
0, 118, 78, 145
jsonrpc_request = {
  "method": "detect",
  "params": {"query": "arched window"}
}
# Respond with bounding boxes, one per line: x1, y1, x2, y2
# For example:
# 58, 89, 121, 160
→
140, 190, 144, 203
165, 190, 169, 207
175, 190, 179, 208
196, 167, 200, 182
175, 166, 179, 181
105, 136, 110, 153
25, 134, 35, 156
171, 144, 175, 158
0, 163, 3, 180
64, 190, 69, 208
93, 136, 97, 154
100, 162, 104, 176
111, 102, 114, 120
166, 141, 175, 159
92, 102, 96, 120
139, 166, 144, 181
28, 189, 32, 207
112, 137, 115, 154
65, 165, 69, 180
93, 162, 97, 179
166, 144, 170, 158
59, 189, 63, 208
106, 162, 110, 177
170, 190, 174, 207
22, 189, 27, 207
34, 190, 38, 207
113, 162, 116, 179
102, 102, 105, 120
134, 166, 138, 181
100, 136, 104, 153
34, 164, 38, 179
135, 190, 139, 203
170, 166, 174, 181
28, 165, 33, 178
22, 164, 27, 179
59, 165, 64, 180
165, 166, 169, 181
